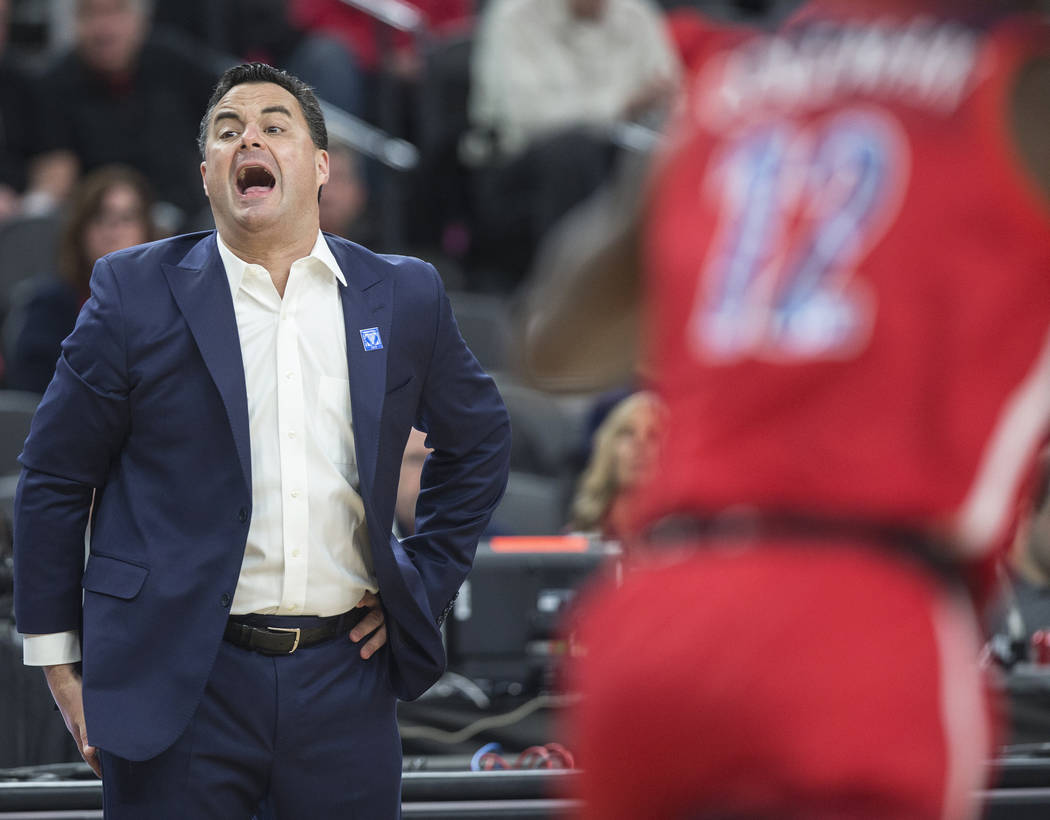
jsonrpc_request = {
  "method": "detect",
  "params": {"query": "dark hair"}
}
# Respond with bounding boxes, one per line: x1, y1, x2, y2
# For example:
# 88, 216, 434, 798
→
197, 63, 328, 157
60, 165, 157, 293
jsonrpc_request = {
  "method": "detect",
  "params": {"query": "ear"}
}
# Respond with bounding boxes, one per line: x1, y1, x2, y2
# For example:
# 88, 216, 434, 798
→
316, 149, 330, 189
200, 161, 210, 198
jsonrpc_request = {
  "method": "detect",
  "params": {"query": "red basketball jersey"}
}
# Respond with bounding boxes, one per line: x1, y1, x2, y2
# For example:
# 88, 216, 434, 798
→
636, 4, 1050, 567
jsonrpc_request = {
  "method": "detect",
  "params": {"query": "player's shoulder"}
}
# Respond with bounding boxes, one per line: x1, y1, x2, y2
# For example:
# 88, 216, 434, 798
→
972, 12, 1050, 203
1009, 51, 1050, 203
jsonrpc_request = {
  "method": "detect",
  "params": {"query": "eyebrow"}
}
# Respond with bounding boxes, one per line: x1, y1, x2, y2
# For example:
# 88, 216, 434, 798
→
212, 111, 240, 128
212, 105, 294, 127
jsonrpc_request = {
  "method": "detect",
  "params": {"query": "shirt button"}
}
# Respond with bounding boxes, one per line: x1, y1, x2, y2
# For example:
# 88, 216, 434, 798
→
237, 508, 248, 523
291, 548, 301, 558
220, 593, 231, 607
288, 603, 298, 611
285, 371, 294, 380
290, 489, 300, 498
287, 431, 296, 439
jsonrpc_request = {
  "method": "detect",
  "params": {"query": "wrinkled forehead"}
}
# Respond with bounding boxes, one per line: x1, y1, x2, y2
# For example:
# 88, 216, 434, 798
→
211, 82, 305, 126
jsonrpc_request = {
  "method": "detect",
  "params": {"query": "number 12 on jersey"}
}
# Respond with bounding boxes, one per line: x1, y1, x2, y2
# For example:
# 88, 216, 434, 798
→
689, 108, 909, 363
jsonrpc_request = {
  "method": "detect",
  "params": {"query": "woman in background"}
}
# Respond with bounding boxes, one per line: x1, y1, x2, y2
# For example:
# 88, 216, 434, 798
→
568, 390, 661, 542
6, 165, 157, 394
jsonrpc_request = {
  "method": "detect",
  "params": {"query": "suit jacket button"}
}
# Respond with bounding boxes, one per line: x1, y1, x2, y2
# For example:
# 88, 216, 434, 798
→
238, 508, 248, 523
220, 593, 231, 607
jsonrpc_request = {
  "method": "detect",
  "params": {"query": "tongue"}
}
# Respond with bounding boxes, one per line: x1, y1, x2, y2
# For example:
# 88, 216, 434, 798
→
243, 185, 271, 196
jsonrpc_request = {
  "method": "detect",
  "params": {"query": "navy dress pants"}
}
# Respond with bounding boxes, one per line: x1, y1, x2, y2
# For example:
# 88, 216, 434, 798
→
98, 622, 401, 819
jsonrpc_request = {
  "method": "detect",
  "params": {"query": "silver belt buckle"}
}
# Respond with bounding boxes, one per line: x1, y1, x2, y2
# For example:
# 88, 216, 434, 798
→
267, 626, 301, 653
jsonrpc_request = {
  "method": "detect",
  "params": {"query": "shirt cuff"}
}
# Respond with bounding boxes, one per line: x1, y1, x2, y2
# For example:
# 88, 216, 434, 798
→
22, 631, 82, 666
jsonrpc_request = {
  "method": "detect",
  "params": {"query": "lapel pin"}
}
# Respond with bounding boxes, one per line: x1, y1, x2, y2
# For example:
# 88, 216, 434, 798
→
360, 327, 383, 351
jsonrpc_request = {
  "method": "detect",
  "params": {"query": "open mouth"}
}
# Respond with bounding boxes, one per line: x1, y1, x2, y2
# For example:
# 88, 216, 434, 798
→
236, 164, 276, 197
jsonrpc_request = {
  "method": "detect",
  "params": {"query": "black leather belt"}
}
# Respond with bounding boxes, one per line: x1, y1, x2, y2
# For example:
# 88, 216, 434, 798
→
224, 608, 367, 655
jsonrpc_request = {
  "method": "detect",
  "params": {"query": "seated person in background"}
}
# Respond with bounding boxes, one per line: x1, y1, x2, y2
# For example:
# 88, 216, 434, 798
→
986, 447, 1050, 745
567, 391, 661, 542
0, 0, 39, 222
290, 0, 474, 127
6, 165, 157, 394
29, 0, 218, 232
153, 0, 365, 121
1007, 454, 1050, 645
468, 0, 680, 286
319, 140, 377, 246
989, 448, 1050, 659
472, 0, 679, 159
572, 385, 634, 471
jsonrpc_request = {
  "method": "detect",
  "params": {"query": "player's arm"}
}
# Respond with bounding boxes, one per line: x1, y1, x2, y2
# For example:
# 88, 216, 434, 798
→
517, 150, 651, 393
1010, 55, 1050, 203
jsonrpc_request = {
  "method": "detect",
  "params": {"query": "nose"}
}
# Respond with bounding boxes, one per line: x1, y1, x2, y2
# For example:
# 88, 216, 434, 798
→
239, 123, 263, 148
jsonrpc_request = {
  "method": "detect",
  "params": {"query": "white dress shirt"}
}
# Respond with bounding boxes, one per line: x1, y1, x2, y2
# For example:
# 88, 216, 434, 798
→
23, 231, 377, 664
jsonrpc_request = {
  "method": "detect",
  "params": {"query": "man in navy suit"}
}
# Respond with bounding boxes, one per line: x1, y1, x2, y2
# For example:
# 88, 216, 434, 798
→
13, 62, 510, 818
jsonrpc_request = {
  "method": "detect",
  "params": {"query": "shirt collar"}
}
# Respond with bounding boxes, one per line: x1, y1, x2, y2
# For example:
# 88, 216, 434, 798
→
215, 230, 346, 301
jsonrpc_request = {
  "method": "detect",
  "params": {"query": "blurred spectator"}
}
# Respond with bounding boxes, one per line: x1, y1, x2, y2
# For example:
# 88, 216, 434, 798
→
153, 0, 365, 119
985, 448, 1050, 745
290, 0, 472, 90
468, 0, 679, 287
573, 385, 634, 470
471, 0, 678, 157
1007, 460, 1050, 644
395, 427, 433, 538
30, 0, 218, 232
290, 0, 474, 167
0, 0, 35, 222
568, 391, 661, 542
6, 165, 157, 394
990, 449, 1050, 659
320, 140, 376, 245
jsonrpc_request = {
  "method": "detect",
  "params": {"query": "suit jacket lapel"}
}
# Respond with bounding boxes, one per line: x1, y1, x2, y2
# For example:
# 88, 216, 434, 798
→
335, 243, 441, 646
336, 243, 391, 498
161, 233, 252, 491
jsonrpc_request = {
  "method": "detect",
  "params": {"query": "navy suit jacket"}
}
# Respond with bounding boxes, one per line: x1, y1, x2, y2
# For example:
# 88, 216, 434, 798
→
12, 231, 511, 761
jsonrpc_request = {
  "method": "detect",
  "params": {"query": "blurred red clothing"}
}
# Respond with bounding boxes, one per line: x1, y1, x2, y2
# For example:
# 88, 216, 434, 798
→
566, 541, 996, 820
664, 7, 747, 72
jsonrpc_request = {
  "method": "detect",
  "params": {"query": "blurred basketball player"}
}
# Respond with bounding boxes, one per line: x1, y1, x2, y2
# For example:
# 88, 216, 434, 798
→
521, 1, 1050, 816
